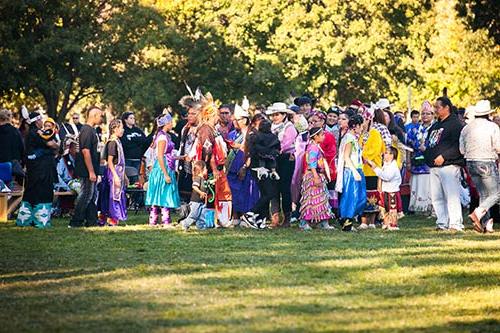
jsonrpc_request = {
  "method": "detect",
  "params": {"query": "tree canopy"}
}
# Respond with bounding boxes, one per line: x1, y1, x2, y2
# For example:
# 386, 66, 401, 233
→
0, 0, 498, 122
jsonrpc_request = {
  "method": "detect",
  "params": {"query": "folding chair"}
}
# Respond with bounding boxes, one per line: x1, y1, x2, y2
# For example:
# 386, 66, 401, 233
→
125, 166, 145, 214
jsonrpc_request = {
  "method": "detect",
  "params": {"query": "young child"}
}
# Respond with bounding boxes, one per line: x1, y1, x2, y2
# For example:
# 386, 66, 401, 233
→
367, 147, 402, 230
145, 113, 181, 227
336, 114, 367, 232
41, 118, 59, 143
98, 119, 128, 226
28, 118, 60, 160
181, 160, 210, 230
251, 119, 281, 180
299, 127, 334, 230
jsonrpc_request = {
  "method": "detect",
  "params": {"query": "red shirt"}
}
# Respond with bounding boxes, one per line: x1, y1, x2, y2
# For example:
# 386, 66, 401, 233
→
321, 131, 337, 181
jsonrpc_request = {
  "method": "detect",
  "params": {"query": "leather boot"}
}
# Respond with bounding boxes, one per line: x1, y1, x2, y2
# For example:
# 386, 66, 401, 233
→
270, 213, 281, 228
281, 212, 291, 228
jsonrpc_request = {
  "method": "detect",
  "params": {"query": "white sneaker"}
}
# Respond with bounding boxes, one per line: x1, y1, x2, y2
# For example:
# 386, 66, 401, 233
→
319, 221, 335, 230
485, 219, 494, 233
241, 213, 258, 229
302, 223, 312, 231
358, 224, 369, 230
388, 225, 400, 231
270, 171, 280, 180
368, 224, 376, 229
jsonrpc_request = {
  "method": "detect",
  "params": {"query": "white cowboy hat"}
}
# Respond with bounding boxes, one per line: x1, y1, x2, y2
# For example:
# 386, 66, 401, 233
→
375, 98, 393, 110
265, 102, 293, 115
473, 100, 495, 116
234, 103, 249, 119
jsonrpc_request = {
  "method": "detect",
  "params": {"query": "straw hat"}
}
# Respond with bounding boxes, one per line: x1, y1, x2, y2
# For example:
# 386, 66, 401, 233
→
473, 100, 495, 116
265, 102, 293, 115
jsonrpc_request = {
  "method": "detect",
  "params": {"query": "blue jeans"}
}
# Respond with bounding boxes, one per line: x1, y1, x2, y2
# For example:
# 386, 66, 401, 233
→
181, 201, 207, 229
467, 160, 500, 224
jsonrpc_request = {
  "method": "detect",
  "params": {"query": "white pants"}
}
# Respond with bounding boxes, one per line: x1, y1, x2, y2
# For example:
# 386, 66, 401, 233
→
430, 165, 464, 230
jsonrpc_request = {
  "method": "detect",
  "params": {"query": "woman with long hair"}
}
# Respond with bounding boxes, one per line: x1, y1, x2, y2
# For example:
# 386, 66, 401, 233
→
226, 106, 260, 225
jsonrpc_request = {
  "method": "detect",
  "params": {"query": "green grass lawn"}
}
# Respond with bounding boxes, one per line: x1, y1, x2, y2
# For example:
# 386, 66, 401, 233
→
1, 215, 499, 332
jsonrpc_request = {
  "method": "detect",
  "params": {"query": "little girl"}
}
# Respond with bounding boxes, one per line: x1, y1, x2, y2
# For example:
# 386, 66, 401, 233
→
367, 147, 402, 230
299, 127, 334, 231
145, 114, 181, 227
336, 114, 367, 231
99, 119, 127, 226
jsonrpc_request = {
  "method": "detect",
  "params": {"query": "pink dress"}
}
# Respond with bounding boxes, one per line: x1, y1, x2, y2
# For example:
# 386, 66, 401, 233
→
299, 143, 333, 224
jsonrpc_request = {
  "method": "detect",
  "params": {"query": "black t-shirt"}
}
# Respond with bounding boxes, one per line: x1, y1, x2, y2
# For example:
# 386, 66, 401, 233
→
423, 114, 465, 167
105, 140, 119, 165
190, 176, 207, 203
0, 123, 24, 162
120, 126, 149, 160
75, 124, 100, 178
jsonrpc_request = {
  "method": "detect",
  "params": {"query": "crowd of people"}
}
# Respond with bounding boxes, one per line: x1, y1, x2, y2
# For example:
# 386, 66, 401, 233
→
1, 90, 498, 233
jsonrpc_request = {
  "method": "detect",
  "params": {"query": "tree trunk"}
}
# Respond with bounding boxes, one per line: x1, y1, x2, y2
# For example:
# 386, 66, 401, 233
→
43, 91, 59, 121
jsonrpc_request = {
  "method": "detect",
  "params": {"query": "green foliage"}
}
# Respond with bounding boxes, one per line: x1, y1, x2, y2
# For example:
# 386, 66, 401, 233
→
456, 0, 500, 45
0, 0, 498, 122
0, 0, 169, 121
141, 0, 500, 110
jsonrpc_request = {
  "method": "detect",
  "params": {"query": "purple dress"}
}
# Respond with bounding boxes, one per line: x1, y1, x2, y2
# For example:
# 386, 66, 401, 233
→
99, 139, 127, 221
226, 129, 259, 213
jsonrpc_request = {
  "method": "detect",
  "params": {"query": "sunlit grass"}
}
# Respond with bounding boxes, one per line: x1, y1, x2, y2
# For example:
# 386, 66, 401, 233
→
0, 214, 499, 332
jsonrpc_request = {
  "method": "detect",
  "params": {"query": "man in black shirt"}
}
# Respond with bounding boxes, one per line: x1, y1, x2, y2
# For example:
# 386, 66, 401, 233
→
423, 96, 465, 231
69, 106, 103, 227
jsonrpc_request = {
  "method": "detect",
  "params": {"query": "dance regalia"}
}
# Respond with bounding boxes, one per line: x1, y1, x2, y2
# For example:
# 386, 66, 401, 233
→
299, 142, 333, 225
190, 124, 232, 227
145, 131, 180, 208
361, 128, 385, 213
406, 122, 433, 213
16, 128, 57, 228
226, 129, 259, 214
291, 131, 309, 204
336, 133, 367, 219
177, 124, 197, 200
98, 138, 127, 222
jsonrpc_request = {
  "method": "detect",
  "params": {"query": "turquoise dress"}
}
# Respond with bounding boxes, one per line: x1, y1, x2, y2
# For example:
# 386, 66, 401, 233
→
145, 131, 180, 208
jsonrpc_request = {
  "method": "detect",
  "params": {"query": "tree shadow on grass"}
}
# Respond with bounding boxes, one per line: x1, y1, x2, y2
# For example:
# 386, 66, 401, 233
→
1, 217, 499, 332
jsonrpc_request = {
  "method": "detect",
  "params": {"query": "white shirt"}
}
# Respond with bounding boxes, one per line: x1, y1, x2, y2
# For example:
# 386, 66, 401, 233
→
373, 160, 402, 193
459, 118, 500, 161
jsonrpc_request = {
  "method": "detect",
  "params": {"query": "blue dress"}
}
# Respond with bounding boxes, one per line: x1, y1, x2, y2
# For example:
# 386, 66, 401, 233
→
339, 133, 367, 219
145, 132, 180, 208
226, 129, 259, 213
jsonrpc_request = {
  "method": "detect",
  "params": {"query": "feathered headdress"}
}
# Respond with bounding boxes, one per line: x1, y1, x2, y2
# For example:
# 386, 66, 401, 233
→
21, 105, 42, 124
178, 81, 203, 111
242, 96, 250, 111
199, 92, 219, 124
